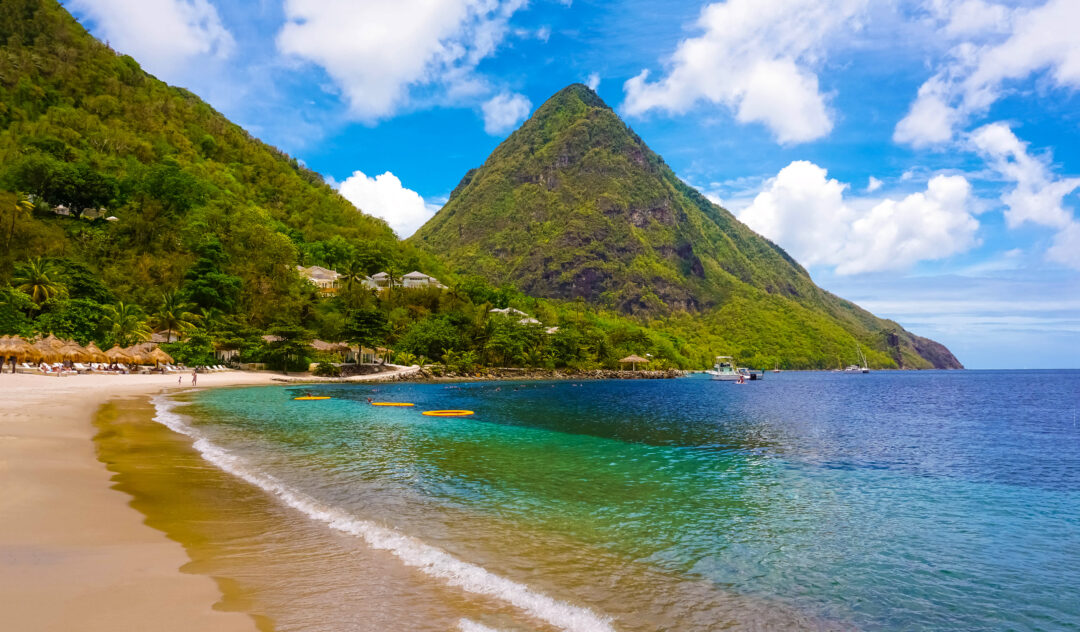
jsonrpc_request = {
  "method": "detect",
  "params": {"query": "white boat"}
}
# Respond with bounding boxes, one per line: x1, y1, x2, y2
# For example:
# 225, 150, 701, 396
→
707, 356, 741, 381
843, 345, 870, 373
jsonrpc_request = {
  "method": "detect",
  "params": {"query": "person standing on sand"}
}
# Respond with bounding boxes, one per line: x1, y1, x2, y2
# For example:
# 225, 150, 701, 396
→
191, 370, 197, 386
178, 374, 182, 385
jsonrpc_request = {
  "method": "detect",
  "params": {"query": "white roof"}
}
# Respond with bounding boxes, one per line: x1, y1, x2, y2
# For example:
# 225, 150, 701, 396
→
371, 272, 390, 279
489, 307, 529, 317
403, 271, 430, 279
519, 317, 541, 325
297, 265, 340, 280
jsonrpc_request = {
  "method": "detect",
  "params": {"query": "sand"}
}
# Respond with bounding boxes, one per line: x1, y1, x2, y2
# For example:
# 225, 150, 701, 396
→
0, 371, 283, 632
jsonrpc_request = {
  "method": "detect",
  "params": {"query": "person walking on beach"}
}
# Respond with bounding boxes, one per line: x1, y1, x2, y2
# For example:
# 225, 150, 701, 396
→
178, 373, 182, 385
191, 370, 197, 386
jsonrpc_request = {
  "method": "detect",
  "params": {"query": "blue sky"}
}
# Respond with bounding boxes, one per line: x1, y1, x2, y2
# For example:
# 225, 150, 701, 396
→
63, 0, 1080, 368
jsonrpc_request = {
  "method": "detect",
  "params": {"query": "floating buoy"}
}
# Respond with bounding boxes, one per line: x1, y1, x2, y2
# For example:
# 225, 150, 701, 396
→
371, 402, 414, 407
294, 396, 331, 400
422, 410, 474, 417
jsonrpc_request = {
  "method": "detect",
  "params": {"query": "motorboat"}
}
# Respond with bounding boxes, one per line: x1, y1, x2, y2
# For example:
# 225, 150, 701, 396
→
707, 356, 741, 381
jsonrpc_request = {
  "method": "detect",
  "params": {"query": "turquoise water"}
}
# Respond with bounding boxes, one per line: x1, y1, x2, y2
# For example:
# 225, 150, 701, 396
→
174, 371, 1080, 631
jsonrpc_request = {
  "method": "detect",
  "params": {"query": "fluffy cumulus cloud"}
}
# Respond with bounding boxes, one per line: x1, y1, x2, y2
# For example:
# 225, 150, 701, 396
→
622, 0, 866, 144
735, 161, 979, 274
68, 0, 233, 74
970, 122, 1080, 269
277, 0, 526, 121
895, 0, 1080, 147
338, 170, 440, 238
481, 92, 532, 135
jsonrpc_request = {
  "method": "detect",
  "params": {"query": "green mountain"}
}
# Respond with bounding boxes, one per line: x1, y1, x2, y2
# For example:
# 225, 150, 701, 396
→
0, 0, 428, 324
412, 85, 962, 369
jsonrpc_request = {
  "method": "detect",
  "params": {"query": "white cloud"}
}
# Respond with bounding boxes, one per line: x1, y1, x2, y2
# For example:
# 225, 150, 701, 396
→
586, 72, 601, 91
481, 92, 532, 135
68, 0, 233, 74
970, 122, 1080, 229
896, 0, 1080, 146
866, 176, 883, 192
622, 0, 866, 144
338, 170, 440, 238
735, 161, 979, 274
276, 0, 526, 121
970, 122, 1080, 270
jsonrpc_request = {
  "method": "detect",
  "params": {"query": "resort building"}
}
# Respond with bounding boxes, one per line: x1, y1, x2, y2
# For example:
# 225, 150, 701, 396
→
489, 307, 543, 326
297, 265, 341, 296
370, 271, 447, 290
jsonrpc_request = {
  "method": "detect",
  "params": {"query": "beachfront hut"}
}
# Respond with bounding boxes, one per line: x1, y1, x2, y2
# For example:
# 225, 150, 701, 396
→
2, 336, 42, 365
618, 354, 649, 371
33, 338, 63, 364
310, 339, 350, 360
84, 342, 108, 363
148, 347, 174, 367
104, 345, 133, 364
58, 340, 90, 363
123, 345, 152, 365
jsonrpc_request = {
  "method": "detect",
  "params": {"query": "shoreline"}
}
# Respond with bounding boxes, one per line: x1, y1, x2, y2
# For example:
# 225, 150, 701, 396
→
0, 371, 326, 631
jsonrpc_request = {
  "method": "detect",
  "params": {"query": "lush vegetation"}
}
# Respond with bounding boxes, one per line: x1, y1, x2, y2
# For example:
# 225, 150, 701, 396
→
0, 1, 960, 371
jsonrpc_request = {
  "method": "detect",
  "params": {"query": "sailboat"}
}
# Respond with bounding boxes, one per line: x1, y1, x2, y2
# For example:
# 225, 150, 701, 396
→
844, 345, 870, 373
773, 362, 781, 373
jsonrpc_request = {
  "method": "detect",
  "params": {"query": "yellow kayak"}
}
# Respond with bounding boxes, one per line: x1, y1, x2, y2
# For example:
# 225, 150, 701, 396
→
294, 396, 331, 400
422, 410, 474, 417
371, 402, 415, 407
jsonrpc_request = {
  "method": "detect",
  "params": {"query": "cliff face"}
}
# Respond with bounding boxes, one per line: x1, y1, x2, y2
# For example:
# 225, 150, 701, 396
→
414, 84, 963, 369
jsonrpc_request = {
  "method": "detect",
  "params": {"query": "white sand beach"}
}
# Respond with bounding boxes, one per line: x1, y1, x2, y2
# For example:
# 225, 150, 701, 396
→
0, 371, 282, 632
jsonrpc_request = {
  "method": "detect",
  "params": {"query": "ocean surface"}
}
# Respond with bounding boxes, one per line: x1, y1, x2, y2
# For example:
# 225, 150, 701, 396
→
147, 371, 1080, 631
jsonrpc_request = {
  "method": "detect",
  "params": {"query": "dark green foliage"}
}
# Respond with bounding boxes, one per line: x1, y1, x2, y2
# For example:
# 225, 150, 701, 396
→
396, 314, 468, 361
0, 285, 34, 335
32, 297, 106, 344
312, 361, 341, 377
343, 308, 389, 349
264, 324, 313, 373
46, 258, 113, 303
160, 331, 215, 366
181, 241, 242, 312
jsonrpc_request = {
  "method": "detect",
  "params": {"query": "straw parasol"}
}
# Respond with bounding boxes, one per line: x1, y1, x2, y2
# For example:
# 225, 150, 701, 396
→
148, 347, 174, 366
59, 340, 90, 363
84, 342, 108, 363
2, 336, 42, 363
618, 354, 650, 371
104, 345, 133, 364
34, 338, 63, 364
42, 333, 66, 350
123, 345, 152, 365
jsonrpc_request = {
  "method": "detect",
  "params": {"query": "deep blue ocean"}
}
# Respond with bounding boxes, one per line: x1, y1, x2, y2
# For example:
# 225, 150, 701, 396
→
174, 370, 1080, 631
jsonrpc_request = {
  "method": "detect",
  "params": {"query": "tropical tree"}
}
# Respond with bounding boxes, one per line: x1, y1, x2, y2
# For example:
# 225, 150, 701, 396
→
338, 259, 369, 295
6, 192, 34, 250
152, 291, 200, 342
14, 258, 64, 306
102, 302, 151, 347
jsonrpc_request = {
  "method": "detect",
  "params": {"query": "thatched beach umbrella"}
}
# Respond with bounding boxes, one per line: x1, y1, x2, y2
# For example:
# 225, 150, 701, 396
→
105, 345, 133, 364
4, 336, 42, 363
619, 354, 650, 371
59, 340, 90, 363
84, 342, 108, 363
123, 345, 151, 365
34, 339, 63, 364
42, 334, 66, 350
148, 347, 174, 366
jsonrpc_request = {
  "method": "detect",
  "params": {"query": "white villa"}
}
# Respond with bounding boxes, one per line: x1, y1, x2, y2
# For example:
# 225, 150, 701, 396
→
297, 265, 342, 295
371, 271, 446, 290
490, 307, 544, 327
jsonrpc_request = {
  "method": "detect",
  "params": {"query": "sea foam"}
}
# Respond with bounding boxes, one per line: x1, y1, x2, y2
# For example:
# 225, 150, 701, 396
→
151, 395, 615, 632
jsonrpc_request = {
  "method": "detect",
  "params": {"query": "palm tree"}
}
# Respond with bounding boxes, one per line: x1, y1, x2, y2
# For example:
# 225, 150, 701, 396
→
152, 291, 200, 342
14, 257, 63, 306
103, 302, 151, 347
6, 192, 34, 250
338, 259, 369, 295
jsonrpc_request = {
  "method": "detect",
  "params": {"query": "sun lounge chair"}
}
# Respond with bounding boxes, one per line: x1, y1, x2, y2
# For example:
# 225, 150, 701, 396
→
73, 363, 90, 373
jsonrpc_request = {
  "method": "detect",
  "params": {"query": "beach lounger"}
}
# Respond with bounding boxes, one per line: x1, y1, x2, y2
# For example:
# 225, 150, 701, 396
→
73, 363, 90, 373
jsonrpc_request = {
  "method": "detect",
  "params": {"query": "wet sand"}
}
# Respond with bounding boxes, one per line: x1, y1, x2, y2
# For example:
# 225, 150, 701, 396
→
0, 372, 280, 632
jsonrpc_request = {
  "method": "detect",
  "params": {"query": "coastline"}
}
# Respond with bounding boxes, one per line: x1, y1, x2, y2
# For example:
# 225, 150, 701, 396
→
0, 371, 283, 632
